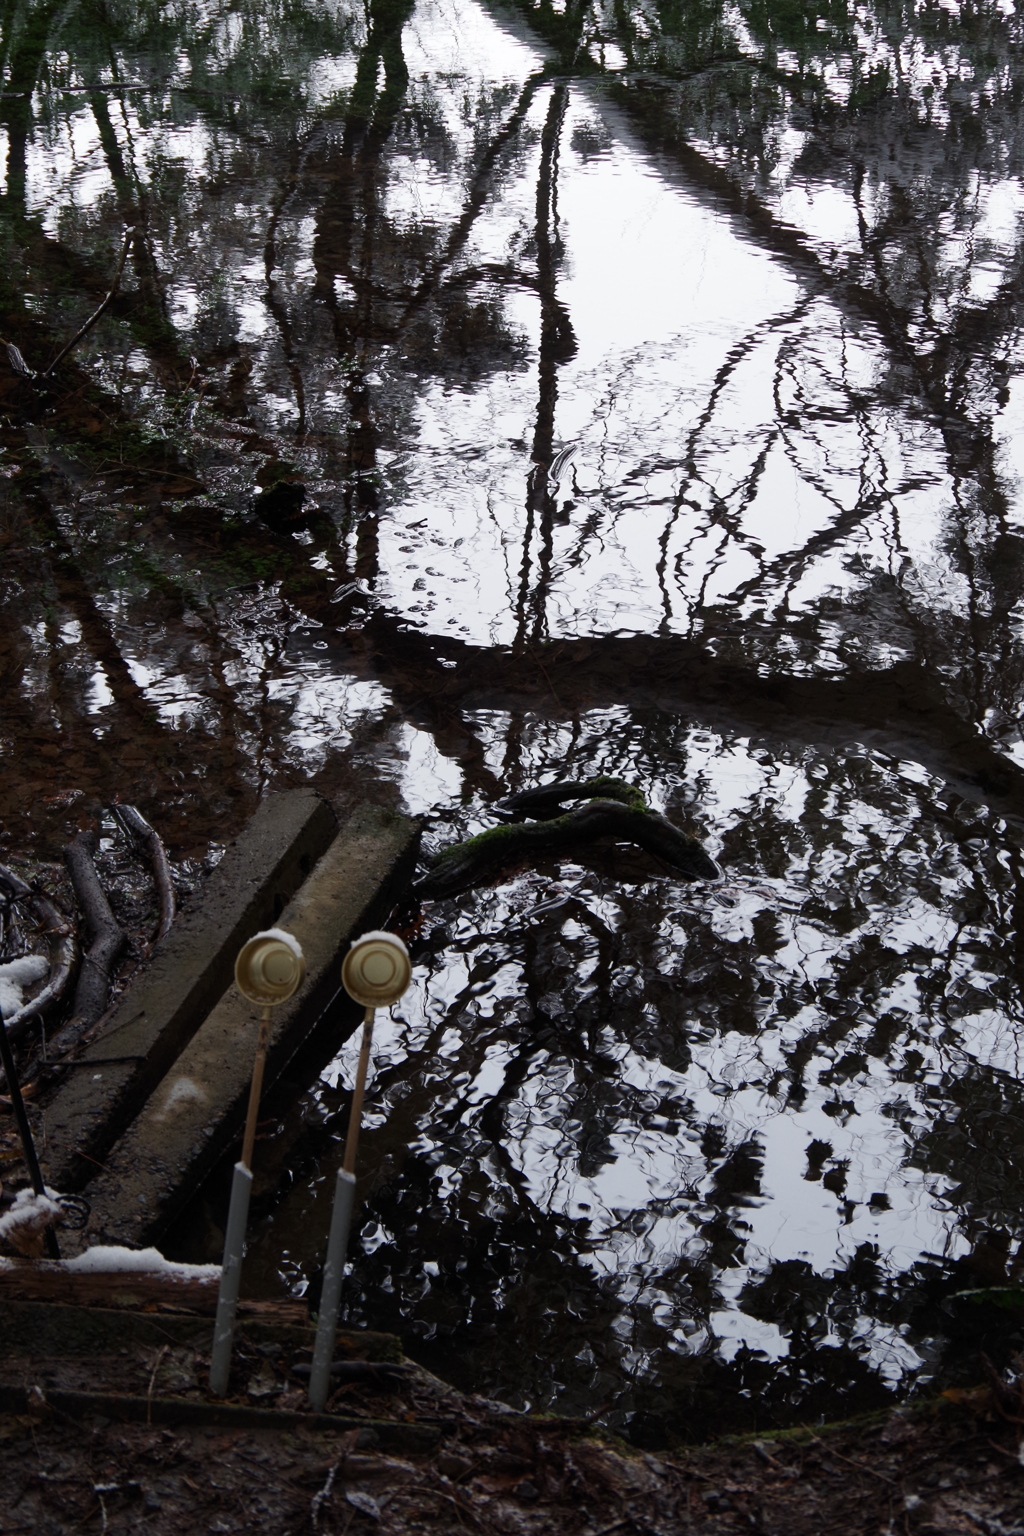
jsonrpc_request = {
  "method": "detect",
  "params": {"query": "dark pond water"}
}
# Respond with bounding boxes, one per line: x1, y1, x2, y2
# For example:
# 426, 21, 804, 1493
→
4, 0, 1024, 1442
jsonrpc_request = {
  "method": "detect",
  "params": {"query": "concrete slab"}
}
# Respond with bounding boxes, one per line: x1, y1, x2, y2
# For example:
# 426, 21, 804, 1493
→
76, 803, 419, 1249
43, 789, 338, 1190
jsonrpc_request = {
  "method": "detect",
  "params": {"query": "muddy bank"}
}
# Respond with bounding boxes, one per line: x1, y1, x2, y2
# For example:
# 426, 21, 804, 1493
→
2, 1360, 1023, 1534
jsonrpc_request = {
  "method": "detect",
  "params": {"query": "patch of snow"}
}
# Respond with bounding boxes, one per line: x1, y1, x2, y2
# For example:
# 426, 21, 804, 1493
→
154, 1077, 208, 1119
0, 954, 48, 1016
0, 1187, 62, 1243
62, 1246, 220, 1279
258, 927, 304, 960
350, 930, 409, 956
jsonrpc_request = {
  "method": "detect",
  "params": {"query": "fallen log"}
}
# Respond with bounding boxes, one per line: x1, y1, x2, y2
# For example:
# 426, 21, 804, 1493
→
0, 1256, 220, 1312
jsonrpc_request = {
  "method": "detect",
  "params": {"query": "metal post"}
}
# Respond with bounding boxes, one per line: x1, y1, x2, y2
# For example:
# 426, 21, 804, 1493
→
240, 1007, 272, 1170
209, 1001, 271, 1397
307, 1005, 374, 1409
209, 933, 304, 1398
343, 1007, 374, 1178
307, 1167, 356, 1411
0, 998, 60, 1260
208, 1160, 253, 1396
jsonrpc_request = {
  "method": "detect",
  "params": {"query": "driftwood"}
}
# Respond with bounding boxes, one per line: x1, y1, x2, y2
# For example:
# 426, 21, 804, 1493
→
0, 863, 78, 1047
63, 830, 126, 1037
415, 777, 721, 899
0, 1262, 221, 1312
113, 803, 176, 943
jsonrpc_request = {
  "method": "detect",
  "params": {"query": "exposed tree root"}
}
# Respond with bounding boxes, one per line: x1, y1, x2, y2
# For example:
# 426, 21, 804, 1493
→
415, 777, 720, 898
0, 863, 78, 1050
112, 804, 176, 944
62, 831, 126, 1044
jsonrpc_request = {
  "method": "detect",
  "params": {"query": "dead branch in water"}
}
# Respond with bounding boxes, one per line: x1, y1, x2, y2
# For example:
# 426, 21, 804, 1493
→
62, 830, 126, 1039
2, 229, 138, 383
112, 803, 176, 943
40, 227, 136, 377
0, 863, 78, 1051
415, 779, 721, 899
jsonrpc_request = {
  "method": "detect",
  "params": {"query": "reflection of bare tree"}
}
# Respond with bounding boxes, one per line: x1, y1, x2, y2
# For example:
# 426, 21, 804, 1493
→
8, 0, 1024, 1436
515, 83, 576, 650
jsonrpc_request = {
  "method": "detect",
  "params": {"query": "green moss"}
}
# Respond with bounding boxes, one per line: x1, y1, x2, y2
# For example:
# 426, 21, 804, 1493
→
432, 818, 538, 868
430, 779, 651, 872
577, 776, 648, 812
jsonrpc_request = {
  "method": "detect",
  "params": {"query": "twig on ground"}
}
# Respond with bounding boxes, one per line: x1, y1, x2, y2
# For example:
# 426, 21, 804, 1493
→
146, 1346, 169, 1427
92, 1483, 116, 1535
805, 1433, 896, 1486
751, 1441, 800, 1479
112, 804, 176, 943
311, 1431, 360, 1531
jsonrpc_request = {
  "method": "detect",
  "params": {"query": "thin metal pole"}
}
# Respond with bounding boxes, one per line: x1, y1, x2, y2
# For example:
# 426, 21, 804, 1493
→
0, 998, 60, 1260
342, 1007, 375, 1175
308, 1168, 356, 1411
209, 1002, 272, 1396
240, 1006, 272, 1171
209, 1161, 253, 1396
308, 1006, 376, 1410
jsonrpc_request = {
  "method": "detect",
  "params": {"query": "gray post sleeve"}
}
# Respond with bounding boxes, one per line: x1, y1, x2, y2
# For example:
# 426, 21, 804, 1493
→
308, 1167, 357, 1411
209, 1160, 254, 1396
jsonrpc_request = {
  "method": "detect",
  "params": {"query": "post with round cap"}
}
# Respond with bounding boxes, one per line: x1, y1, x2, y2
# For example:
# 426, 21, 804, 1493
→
308, 931, 411, 1411
209, 929, 305, 1398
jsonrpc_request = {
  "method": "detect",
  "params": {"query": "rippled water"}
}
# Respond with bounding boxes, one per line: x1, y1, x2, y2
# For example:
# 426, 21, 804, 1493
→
4, 0, 1024, 1440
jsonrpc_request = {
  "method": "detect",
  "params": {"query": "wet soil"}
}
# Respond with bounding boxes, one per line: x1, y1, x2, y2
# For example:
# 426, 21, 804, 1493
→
3, 1373, 1024, 1535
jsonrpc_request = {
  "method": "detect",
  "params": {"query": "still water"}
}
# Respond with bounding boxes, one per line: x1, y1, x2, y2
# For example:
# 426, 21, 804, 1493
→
3, 0, 1024, 1439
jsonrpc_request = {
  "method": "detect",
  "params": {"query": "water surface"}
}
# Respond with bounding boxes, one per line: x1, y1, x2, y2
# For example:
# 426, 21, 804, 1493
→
3, 0, 1024, 1440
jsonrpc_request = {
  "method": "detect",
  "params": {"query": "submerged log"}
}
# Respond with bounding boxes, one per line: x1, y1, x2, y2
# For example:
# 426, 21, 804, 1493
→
415, 777, 720, 898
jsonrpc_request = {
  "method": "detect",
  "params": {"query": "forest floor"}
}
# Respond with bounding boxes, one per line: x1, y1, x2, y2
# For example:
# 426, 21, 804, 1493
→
2, 1311, 1024, 1536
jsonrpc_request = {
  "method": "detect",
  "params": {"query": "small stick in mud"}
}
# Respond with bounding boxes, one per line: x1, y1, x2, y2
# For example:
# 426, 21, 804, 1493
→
112, 803, 177, 943
63, 829, 126, 1035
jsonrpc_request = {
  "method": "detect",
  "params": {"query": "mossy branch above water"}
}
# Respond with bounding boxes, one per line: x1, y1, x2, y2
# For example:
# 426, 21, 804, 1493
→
501, 775, 648, 815
415, 779, 720, 898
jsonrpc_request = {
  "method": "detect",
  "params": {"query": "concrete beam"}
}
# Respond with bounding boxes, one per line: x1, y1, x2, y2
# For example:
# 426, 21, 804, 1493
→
43, 789, 338, 1191
75, 803, 420, 1249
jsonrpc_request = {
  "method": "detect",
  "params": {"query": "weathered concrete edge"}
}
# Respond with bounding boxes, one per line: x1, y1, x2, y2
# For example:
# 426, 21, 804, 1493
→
79, 803, 420, 1248
42, 789, 339, 1191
